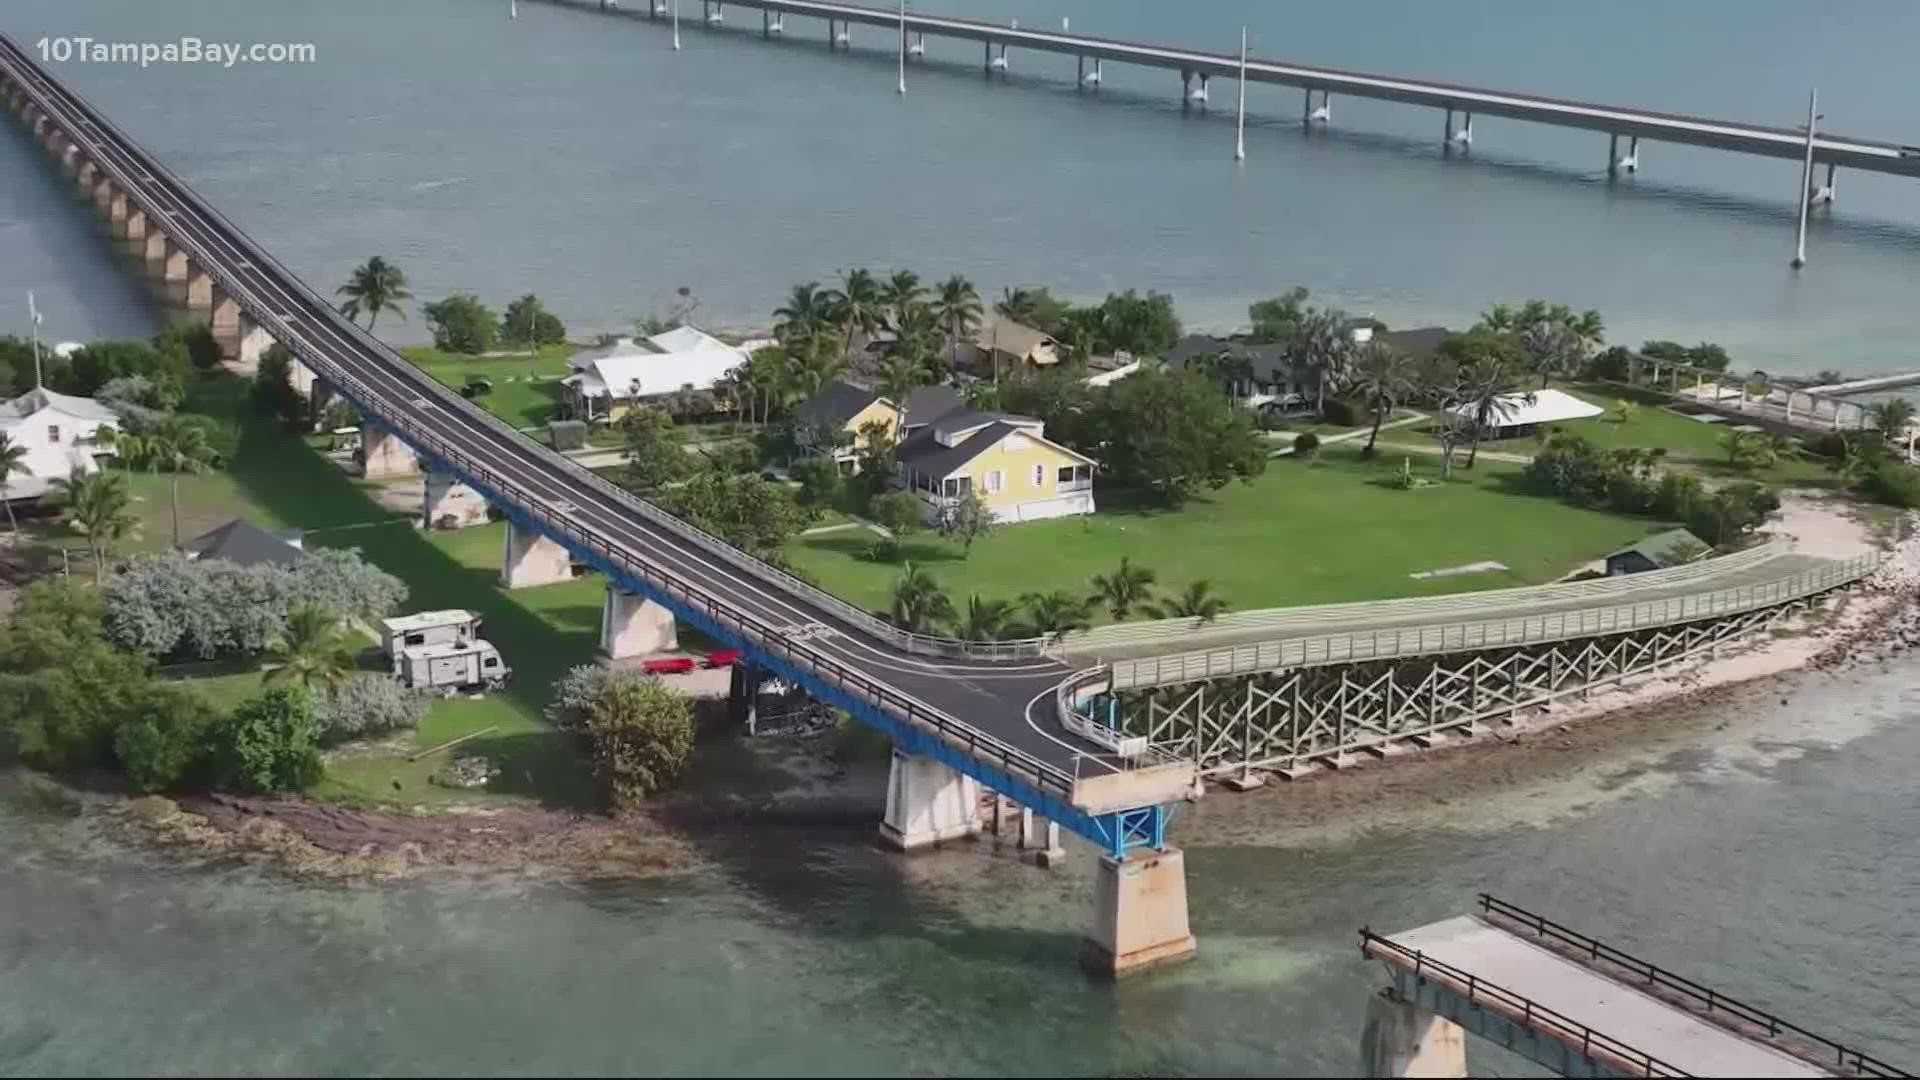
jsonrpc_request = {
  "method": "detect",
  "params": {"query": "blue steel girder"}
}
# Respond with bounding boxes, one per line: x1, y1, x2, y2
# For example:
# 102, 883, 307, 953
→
348, 412, 1178, 854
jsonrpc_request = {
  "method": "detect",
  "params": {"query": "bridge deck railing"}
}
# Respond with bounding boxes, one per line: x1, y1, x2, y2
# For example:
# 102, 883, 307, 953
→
1358, 928, 1688, 1078
1104, 552, 1878, 690
1477, 895, 1907, 1079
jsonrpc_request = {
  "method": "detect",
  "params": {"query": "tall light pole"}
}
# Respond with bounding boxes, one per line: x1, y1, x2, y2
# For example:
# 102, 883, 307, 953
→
1234, 27, 1248, 161
897, 0, 906, 95
510, 0, 517, 19
672, 0, 681, 50
1791, 88, 1821, 270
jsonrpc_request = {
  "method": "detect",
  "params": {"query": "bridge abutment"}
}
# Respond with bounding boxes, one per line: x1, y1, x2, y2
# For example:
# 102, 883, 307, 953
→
1360, 991, 1468, 1078
879, 750, 981, 851
499, 519, 573, 588
424, 469, 490, 529
599, 585, 678, 659
1082, 847, 1196, 978
360, 424, 420, 479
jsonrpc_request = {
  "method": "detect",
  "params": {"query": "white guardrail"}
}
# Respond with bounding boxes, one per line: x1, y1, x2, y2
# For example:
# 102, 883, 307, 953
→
1103, 552, 1880, 690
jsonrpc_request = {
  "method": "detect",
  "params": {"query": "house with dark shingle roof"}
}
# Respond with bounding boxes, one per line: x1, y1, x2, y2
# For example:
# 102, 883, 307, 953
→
897, 409, 1097, 525
179, 518, 306, 568
791, 379, 966, 472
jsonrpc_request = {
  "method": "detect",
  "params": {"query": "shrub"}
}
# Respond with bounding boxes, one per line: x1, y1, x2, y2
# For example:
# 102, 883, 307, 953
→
113, 685, 219, 792
1321, 397, 1362, 427
789, 456, 842, 510
586, 676, 694, 807
311, 674, 431, 744
867, 491, 924, 536
104, 549, 404, 660
423, 294, 499, 355
1651, 471, 1706, 521
252, 346, 307, 428
1292, 432, 1320, 460
1859, 461, 1920, 508
1686, 482, 1779, 546
861, 537, 903, 563
210, 687, 322, 793
544, 664, 611, 733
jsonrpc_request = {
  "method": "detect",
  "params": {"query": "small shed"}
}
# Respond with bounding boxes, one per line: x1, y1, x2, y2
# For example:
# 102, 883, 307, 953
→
1605, 529, 1710, 576
549, 419, 589, 450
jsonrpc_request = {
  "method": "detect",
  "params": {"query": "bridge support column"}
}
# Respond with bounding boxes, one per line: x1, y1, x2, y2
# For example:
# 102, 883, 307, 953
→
360, 424, 420, 480
233, 313, 275, 373
76, 158, 97, 191
208, 286, 242, 357
1455, 111, 1472, 145
500, 519, 573, 588
1813, 161, 1837, 204
184, 265, 215, 311
1181, 69, 1192, 101
91, 177, 117, 217
879, 750, 981, 852
288, 358, 320, 400
600, 585, 678, 659
424, 469, 490, 529
1620, 135, 1639, 173
909, 31, 924, 56
1360, 991, 1468, 1078
149, 233, 178, 278
122, 205, 146, 242
57, 138, 81, 176
1608, 133, 1618, 176
728, 661, 763, 733
1082, 847, 1196, 978
1017, 807, 1065, 867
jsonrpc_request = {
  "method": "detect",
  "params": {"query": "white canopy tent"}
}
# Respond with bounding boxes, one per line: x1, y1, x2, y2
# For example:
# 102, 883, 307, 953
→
1448, 388, 1603, 436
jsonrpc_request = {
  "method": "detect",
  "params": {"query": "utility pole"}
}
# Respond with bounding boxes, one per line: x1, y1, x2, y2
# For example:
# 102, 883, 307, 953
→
1235, 27, 1248, 161
673, 0, 681, 50
1791, 88, 1820, 270
27, 291, 43, 389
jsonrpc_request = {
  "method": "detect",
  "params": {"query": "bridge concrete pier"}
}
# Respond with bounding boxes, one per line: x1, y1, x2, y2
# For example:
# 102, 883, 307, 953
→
1082, 847, 1196, 978
143, 230, 171, 276
1017, 806, 1065, 867
1304, 88, 1331, 126
208, 286, 242, 355
1812, 161, 1837, 204
288, 357, 320, 399
499, 519, 573, 588
360, 424, 420, 479
599, 584, 678, 659
184, 265, 214, 311
1360, 991, 1468, 1078
75, 157, 97, 192
987, 40, 1007, 72
908, 31, 924, 56
704, 1, 722, 25
121, 205, 146, 242
423, 469, 490, 529
232, 313, 275, 373
729, 661, 763, 733
879, 750, 981, 851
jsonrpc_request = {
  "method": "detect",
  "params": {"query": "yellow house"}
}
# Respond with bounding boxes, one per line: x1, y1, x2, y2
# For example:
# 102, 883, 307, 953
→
897, 409, 1096, 524
792, 380, 965, 471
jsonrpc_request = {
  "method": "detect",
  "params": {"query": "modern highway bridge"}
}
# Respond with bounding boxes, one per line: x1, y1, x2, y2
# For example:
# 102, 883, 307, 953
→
555, 0, 1920, 189
0, 30, 1880, 978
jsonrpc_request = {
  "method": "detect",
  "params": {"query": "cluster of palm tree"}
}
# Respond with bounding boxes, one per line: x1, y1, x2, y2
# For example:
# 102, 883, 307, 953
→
98, 417, 218, 547
1478, 301, 1605, 389
49, 469, 137, 578
765, 269, 984, 432
888, 556, 1232, 640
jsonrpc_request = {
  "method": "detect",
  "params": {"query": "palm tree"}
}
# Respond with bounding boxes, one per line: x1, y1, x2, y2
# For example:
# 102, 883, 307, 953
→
958, 594, 1015, 641
880, 270, 926, 332
50, 468, 135, 578
0, 432, 28, 538
932, 275, 983, 371
826, 268, 883, 357
97, 427, 150, 481
889, 563, 955, 634
1459, 356, 1529, 469
997, 287, 1041, 325
335, 256, 412, 332
1870, 399, 1915, 446
149, 417, 217, 548
1088, 557, 1157, 622
264, 603, 359, 691
1520, 318, 1580, 390
1567, 308, 1606, 358
893, 302, 947, 385
878, 351, 928, 443
1285, 305, 1352, 418
1145, 580, 1230, 624
1348, 341, 1415, 454
773, 281, 833, 348
1019, 590, 1092, 637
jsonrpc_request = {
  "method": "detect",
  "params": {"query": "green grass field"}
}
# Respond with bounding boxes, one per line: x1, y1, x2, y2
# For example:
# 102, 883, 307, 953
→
1394, 384, 1840, 487
784, 447, 1659, 621
398, 343, 575, 429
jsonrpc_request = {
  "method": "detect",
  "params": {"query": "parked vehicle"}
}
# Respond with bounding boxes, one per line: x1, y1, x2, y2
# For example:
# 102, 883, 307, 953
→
397, 639, 511, 692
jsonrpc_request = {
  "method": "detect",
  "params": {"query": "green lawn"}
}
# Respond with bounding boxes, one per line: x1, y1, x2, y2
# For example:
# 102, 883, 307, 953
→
398, 343, 575, 429
784, 448, 1660, 620
1396, 384, 1841, 488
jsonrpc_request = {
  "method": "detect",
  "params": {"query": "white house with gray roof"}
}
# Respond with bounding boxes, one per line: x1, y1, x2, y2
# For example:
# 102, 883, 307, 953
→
0, 387, 120, 501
